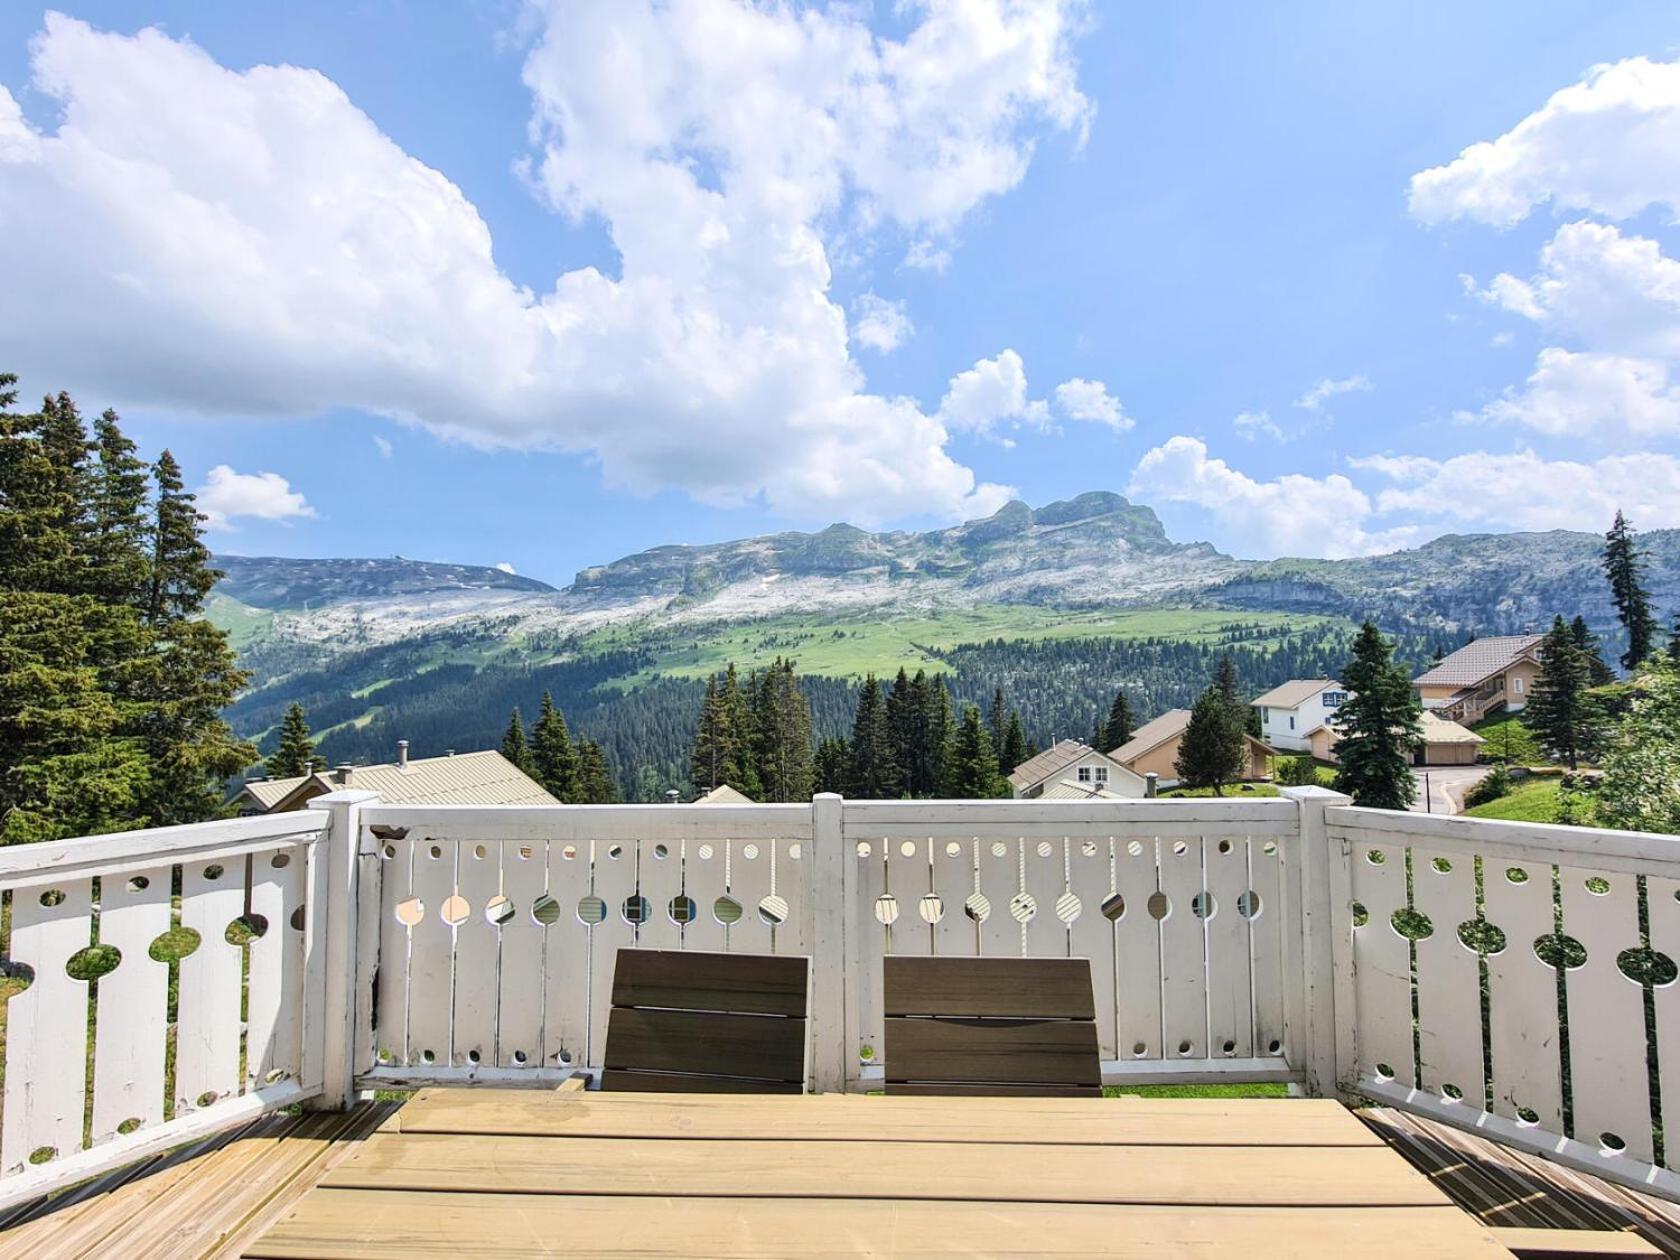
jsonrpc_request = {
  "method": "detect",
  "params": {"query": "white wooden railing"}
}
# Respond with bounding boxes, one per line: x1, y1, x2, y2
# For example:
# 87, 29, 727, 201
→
4, 787, 1680, 1206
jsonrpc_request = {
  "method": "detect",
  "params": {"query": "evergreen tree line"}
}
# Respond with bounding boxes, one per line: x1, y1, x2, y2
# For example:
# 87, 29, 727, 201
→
688, 659, 817, 802
501, 691, 618, 803
0, 377, 253, 841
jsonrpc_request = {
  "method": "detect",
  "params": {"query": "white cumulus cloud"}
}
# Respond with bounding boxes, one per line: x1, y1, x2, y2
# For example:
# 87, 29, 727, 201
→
1053, 377, 1131, 430
194, 465, 315, 531
938, 348, 1049, 436
1477, 347, 1680, 439
1356, 449, 1680, 531
1409, 55, 1680, 227
1126, 436, 1420, 559
0, 6, 1093, 524
850, 294, 914, 353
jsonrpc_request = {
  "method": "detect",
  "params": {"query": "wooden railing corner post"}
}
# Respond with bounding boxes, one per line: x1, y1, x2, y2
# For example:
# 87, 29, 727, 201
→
1280, 785, 1352, 1100
809, 793, 846, 1093
306, 790, 381, 1111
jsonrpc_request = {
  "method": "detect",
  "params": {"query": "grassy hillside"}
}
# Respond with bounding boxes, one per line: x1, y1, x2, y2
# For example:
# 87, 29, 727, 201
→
1462, 777, 1562, 823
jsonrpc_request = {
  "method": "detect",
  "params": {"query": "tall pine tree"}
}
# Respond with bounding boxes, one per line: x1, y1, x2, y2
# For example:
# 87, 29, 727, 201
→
268, 703, 317, 778
1526, 616, 1600, 770
1604, 511, 1658, 669
753, 658, 814, 803
530, 691, 578, 801
1331, 622, 1421, 810
1099, 689, 1134, 753
501, 706, 532, 774
1569, 615, 1616, 687
573, 740, 619, 803
848, 674, 900, 798
946, 704, 1005, 798
1174, 686, 1244, 794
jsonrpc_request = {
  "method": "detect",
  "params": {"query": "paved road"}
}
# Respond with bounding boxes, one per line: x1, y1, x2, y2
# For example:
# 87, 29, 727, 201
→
1409, 765, 1486, 815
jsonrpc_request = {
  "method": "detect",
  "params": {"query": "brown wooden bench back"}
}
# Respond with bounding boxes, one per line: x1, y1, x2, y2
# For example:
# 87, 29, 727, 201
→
602, 949, 810, 1093
883, 956, 1102, 1096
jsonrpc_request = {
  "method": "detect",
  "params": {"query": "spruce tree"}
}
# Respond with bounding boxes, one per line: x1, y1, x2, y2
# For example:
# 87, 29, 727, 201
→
1331, 622, 1421, 810
501, 706, 531, 774
268, 703, 318, 778
884, 668, 917, 794
848, 674, 900, 798
721, 663, 761, 798
904, 669, 935, 796
814, 736, 850, 794
926, 675, 954, 795
986, 687, 1008, 765
573, 740, 619, 803
1099, 689, 1134, 753
530, 691, 578, 801
1001, 710, 1027, 775
946, 704, 1005, 798
753, 658, 814, 803
1526, 616, 1601, 770
1570, 615, 1616, 686
1175, 686, 1244, 795
1604, 511, 1658, 669
87, 409, 152, 607
147, 450, 217, 627
689, 674, 735, 790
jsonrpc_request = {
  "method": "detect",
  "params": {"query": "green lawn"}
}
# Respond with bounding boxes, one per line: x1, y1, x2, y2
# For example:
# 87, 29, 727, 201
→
585, 606, 1348, 683
1161, 783, 1280, 798
1462, 776, 1562, 823
1103, 1082, 1291, 1099
1470, 712, 1542, 766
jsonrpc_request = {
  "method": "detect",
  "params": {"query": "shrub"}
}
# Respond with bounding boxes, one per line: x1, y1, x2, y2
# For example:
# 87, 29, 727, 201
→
1276, 756, 1319, 787
1463, 763, 1511, 808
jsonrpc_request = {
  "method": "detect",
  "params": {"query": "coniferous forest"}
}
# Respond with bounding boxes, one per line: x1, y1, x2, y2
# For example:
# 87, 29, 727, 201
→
0, 378, 254, 841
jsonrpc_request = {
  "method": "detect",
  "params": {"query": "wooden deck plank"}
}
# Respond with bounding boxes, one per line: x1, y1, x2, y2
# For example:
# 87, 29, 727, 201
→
390, 1088, 1385, 1146
320, 1132, 1450, 1206
1490, 1227, 1662, 1257
244, 1192, 1513, 1259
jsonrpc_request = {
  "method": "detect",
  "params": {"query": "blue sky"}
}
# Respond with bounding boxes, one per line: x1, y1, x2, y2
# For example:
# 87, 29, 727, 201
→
3, 2, 1679, 587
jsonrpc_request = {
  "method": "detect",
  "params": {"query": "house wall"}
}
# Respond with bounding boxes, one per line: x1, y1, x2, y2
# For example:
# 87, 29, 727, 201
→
1307, 726, 1340, 764
1245, 740, 1274, 780
1122, 739, 1183, 783
1416, 683, 1461, 708
1503, 659, 1541, 711
1417, 742, 1480, 766
1017, 752, 1147, 799
1257, 687, 1348, 751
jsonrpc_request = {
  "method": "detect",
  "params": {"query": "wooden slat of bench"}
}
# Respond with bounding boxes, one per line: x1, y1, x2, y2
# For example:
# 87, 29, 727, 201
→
319, 1133, 1451, 1206
610, 949, 808, 1016
602, 1008, 805, 1082
392, 1089, 1383, 1146
1490, 1227, 1663, 1257
884, 956, 1096, 1019
887, 1082, 1100, 1098
885, 1016, 1102, 1087
247, 1192, 1513, 1258
599, 1070, 804, 1094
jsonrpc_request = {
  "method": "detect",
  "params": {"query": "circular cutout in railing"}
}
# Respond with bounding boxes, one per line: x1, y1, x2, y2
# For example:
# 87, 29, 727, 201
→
1365, 849, 1385, 865
900, 841, 917, 859
428, 845, 442, 861
66, 945, 121, 982
1515, 1106, 1540, 1126
576, 894, 607, 926
669, 894, 699, 925
561, 844, 578, 861
39, 889, 65, 908
1601, 1131, 1627, 1156
1146, 891, 1170, 921
1266, 1039, 1282, 1055
1126, 840, 1145, 858
1617, 946, 1678, 987
1221, 1039, 1237, 1056
29, 1147, 55, 1166
271, 852, 291, 870
440, 895, 470, 927
1237, 890, 1262, 920
622, 894, 652, 926
653, 844, 669, 860
196, 1091, 219, 1109
117, 1117, 142, 1136
1441, 1083, 1463, 1102
1390, 907, 1433, 941
743, 844, 760, 860
1431, 857, 1452, 874
290, 905, 306, 932
758, 894, 789, 927
1132, 1042, 1147, 1058
1176, 1040, 1193, 1057
918, 893, 944, 925
531, 895, 561, 927
1533, 931, 1587, 970
1585, 876, 1611, 896
1457, 918, 1506, 955
1009, 892, 1037, 924
1374, 1062, 1395, 1081
485, 895, 516, 927
1217, 839, 1233, 856
225, 914, 268, 946
127, 876, 150, 893
472, 844, 487, 861
874, 893, 900, 926
149, 926, 201, 963
787, 843, 801, 860
513, 1050, 528, 1065
1081, 840, 1098, 858
1054, 892, 1081, 924
1350, 901, 1369, 928
855, 841, 871, 858
698, 843, 714, 860
1100, 893, 1125, 922
991, 841, 1008, 859
1171, 840, 1188, 857
0, 961, 36, 1002
945, 841, 962, 858
1190, 892, 1216, 921
1506, 866, 1529, 884
964, 892, 991, 923
1036, 841, 1053, 859
202, 864, 224, 881
607, 845, 623, 860
714, 895, 744, 926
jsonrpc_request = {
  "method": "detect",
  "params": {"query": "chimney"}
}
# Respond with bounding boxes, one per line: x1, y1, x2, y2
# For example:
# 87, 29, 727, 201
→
397, 739, 410, 770
334, 763, 354, 786
445, 748, 456, 758
665, 789, 680, 804
1144, 772, 1159, 799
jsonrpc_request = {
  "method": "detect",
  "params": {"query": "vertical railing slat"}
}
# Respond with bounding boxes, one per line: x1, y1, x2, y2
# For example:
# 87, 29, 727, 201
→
175, 860, 245, 1111
246, 847, 306, 1090
450, 841, 500, 1068
1484, 857, 1564, 1131
1204, 835, 1254, 1059
1158, 836, 1207, 1060
404, 840, 456, 1068
1248, 838, 1287, 1059
1114, 835, 1164, 1061
495, 841, 546, 1068
90, 866, 171, 1141
1412, 849, 1482, 1105
1348, 839, 1412, 1086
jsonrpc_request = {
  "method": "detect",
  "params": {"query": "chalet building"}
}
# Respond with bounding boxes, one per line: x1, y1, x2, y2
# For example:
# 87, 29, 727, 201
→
1250, 679, 1348, 753
1112, 708, 1274, 787
1414, 635, 1544, 724
1006, 740, 1148, 799
1301, 709, 1484, 767
231, 742, 558, 814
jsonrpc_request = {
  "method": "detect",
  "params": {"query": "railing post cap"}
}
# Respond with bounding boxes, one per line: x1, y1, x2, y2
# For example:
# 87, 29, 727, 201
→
1278, 785, 1352, 803
813, 792, 843, 801
309, 789, 382, 807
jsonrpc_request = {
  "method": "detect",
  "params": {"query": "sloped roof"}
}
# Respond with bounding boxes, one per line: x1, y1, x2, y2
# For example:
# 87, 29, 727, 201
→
1415, 635, 1543, 689
251, 749, 559, 811
1418, 711, 1485, 745
1250, 679, 1339, 709
236, 773, 312, 809
1039, 777, 1128, 800
695, 784, 754, 805
1113, 709, 1192, 764
1006, 740, 1094, 790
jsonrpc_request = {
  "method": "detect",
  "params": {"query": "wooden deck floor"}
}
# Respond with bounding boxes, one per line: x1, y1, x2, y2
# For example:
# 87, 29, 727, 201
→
11, 1091, 1676, 1257
243, 1090, 1515, 1257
